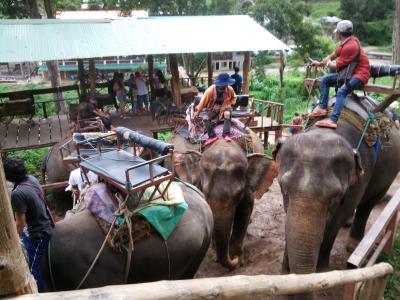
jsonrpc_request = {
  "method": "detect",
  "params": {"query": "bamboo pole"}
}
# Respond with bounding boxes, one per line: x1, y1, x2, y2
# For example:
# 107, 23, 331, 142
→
168, 54, 182, 107
242, 52, 250, 95
0, 160, 37, 296
11, 263, 392, 300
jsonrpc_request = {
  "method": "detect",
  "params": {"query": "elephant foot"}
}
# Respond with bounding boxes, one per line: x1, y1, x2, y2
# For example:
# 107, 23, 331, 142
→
221, 256, 239, 270
346, 237, 360, 253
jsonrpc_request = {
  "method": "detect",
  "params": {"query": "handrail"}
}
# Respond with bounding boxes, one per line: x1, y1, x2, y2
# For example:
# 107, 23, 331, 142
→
9, 263, 393, 300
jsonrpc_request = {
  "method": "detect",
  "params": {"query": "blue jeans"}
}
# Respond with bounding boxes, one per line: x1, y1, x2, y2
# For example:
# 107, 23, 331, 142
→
319, 74, 363, 122
136, 94, 149, 110
22, 230, 51, 292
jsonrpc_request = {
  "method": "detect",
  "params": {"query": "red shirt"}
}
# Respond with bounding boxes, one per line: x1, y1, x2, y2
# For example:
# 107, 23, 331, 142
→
334, 36, 370, 84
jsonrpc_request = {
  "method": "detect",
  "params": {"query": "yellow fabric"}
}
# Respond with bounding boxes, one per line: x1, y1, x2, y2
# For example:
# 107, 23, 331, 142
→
140, 181, 185, 206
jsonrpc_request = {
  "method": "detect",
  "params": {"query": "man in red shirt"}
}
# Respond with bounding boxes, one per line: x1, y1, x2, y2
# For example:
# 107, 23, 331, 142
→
308, 20, 370, 128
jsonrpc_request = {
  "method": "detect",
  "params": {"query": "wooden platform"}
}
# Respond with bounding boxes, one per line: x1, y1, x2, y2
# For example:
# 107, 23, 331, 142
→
0, 114, 70, 152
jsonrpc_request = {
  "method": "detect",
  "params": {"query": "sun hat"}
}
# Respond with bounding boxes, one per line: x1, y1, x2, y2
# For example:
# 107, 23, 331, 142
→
334, 20, 353, 34
214, 73, 236, 87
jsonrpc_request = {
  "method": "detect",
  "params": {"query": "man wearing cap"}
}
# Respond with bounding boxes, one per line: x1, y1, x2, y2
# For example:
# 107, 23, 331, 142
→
309, 20, 370, 129
194, 73, 237, 146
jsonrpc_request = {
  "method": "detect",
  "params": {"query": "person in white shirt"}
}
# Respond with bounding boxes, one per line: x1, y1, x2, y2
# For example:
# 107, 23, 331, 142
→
135, 71, 149, 112
65, 168, 98, 205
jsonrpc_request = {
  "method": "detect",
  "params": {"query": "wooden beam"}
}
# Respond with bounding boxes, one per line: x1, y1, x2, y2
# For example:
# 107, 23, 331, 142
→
0, 159, 37, 296
242, 52, 251, 94
347, 189, 400, 268
11, 263, 393, 300
147, 55, 155, 101
88, 59, 96, 98
207, 53, 213, 87
168, 54, 181, 107
77, 60, 86, 102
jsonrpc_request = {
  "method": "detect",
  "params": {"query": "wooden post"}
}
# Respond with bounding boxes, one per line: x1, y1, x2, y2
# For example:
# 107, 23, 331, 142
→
0, 159, 37, 296
147, 55, 155, 101
359, 275, 390, 300
78, 59, 87, 102
207, 53, 213, 87
88, 59, 96, 98
243, 52, 251, 94
279, 51, 286, 88
168, 54, 182, 107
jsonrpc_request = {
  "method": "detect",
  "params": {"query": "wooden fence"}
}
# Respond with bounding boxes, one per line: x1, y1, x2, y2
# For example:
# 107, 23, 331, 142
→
10, 263, 392, 300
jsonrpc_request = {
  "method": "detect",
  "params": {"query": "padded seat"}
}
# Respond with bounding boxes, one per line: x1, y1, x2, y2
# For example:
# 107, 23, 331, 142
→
80, 150, 169, 188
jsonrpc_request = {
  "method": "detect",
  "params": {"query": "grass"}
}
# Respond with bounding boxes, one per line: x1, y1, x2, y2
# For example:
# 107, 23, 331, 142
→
309, 1, 340, 19
380, 233, 400, 299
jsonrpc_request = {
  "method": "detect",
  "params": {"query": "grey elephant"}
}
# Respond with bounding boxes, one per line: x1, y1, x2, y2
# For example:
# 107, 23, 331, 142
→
170, 133, 277, 269
274, 118, 400, 298
40, 182, 213, 291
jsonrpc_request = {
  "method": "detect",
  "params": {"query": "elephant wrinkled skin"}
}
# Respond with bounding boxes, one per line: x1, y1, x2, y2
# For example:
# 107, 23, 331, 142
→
41, 182, 213, 291
274, 121, 400, 299
170, 133, 277, 269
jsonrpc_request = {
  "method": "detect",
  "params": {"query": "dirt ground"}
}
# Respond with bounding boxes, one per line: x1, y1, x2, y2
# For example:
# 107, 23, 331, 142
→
195, 171, 400, 299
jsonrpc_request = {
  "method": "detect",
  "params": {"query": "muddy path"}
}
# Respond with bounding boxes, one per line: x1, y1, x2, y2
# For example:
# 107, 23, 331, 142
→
195, 173, 400, 299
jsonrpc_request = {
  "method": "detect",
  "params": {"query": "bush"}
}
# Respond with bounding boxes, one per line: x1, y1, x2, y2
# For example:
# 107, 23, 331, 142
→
360, 20, 393, 46
7, 147, 50, 177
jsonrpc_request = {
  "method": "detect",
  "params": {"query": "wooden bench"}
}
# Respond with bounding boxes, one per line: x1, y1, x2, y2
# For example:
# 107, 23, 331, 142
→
0, 97, 35, 125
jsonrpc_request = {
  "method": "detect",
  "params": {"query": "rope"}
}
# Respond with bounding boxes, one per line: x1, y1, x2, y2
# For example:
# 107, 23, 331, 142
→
356, 112, 376, 151
164, 240, 171, 279
173, 177, 204, 198
76, 215, 117, 289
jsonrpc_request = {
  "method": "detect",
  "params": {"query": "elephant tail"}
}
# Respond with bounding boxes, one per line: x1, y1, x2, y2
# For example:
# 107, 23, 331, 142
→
41, 146, 54, 184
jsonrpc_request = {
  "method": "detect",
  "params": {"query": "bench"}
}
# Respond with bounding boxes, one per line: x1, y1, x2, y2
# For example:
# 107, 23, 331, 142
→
0, 97, 35, 125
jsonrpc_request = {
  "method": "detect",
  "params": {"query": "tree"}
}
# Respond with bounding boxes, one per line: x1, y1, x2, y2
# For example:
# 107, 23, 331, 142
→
340, 0, 394, 45
393, 0, 400, 64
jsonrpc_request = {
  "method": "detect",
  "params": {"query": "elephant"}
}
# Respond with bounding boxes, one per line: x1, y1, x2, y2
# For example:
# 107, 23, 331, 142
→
169, 132, 277, 269
274, 118, 400, 287
40, 182, 213, 291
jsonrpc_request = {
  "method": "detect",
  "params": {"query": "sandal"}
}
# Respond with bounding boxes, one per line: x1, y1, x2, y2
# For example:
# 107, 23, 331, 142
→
315, 119, 337, 129
204, 136, 218, 146
308, 108, 328, 118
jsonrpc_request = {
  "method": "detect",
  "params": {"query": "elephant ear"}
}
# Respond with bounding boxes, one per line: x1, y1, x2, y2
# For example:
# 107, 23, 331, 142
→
247, 154, 278, 199
351, 149, 364, 184
172, 150, 202, 188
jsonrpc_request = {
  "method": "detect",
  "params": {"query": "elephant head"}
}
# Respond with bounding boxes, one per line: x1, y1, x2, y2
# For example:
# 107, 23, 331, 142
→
274, 130, 364, 276
173, 140, 277, 269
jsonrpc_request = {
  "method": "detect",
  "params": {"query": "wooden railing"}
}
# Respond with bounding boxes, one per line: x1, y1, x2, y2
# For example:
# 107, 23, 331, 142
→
10, 263, 393, 300
344, 188, 400, 299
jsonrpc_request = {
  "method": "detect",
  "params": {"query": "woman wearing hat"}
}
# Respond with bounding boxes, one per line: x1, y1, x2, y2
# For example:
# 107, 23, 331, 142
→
194, 73, 237, 146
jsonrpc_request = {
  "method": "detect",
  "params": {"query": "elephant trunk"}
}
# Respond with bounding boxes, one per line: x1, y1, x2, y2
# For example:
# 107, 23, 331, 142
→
286, 197, 327, 274
211, 200, 239, 270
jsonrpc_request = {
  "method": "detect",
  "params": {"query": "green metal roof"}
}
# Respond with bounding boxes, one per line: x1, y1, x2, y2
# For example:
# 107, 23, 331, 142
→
0, 15, 289, 63
38, 63, 167, 72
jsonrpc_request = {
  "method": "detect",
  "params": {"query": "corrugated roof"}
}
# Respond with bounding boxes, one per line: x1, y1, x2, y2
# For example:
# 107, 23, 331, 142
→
0, 15, 289, 63
38, 62, 167, 72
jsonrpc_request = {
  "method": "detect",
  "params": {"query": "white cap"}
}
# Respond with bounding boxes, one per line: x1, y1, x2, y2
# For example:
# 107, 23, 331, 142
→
390, 102, 399, 110
334, 20, 353, 34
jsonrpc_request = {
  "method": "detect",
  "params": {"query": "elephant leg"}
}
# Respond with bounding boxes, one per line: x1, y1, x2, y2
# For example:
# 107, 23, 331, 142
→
317, 206, 354, 271
229, 192, 254, 258
347, 192, 384, 252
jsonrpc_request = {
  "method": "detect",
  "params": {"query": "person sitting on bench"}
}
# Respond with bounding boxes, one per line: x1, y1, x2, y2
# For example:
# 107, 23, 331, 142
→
308, 20, 370, 129
81, 96, 115, 131
194, 73, 237, 146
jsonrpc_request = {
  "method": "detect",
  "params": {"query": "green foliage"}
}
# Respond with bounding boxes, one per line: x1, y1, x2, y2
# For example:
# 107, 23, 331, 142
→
339, 0, 394, 45
252, 52, 274, 81
0, 0, 30, 18
380, 233, 400, 300
55, 0, 81, 10
309, 1, 340, 19
306, 34, 336, 60
7, 147, 49, 176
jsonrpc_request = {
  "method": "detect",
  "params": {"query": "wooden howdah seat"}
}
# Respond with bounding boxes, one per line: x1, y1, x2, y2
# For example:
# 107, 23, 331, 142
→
68, 103, 104, 133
